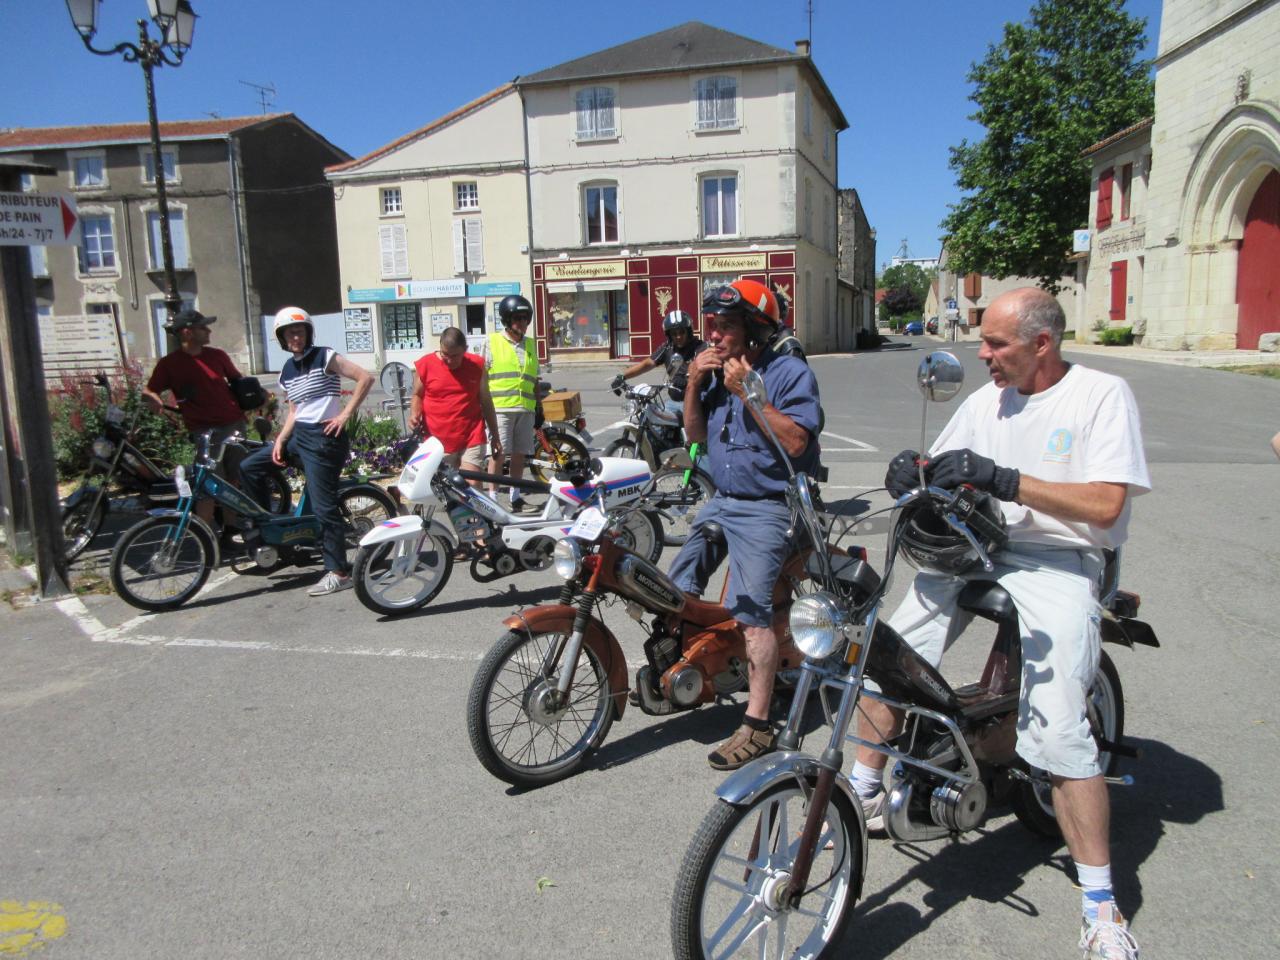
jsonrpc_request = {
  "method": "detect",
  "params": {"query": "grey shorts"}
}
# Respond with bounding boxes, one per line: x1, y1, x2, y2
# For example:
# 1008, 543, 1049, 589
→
494, 410, 535, 457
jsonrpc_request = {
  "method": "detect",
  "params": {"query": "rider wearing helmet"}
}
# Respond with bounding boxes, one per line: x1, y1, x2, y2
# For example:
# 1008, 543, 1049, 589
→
859, 288, 1152, 960
481, 294, 539, 513
239, 306, 374, 596
610, 309, 705, 403
666, 277, 823, 771
766, 284, 807, 362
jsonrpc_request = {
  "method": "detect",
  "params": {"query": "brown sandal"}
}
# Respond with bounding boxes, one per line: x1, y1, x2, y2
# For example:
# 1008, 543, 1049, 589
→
708, 724, 776, 770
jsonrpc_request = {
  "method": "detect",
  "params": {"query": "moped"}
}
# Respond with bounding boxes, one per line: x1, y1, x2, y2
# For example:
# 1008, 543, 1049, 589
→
668, 353, 1159, 959
350, 436, 664, 616
109, 431, 396, 610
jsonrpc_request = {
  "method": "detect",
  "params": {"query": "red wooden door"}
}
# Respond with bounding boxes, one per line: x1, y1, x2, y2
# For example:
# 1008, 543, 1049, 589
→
1237, 169, 1280, 350
1109, 260, 1128, 322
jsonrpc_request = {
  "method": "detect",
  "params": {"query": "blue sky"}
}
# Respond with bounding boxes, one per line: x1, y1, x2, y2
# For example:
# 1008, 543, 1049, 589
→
3, 0, 1162, 272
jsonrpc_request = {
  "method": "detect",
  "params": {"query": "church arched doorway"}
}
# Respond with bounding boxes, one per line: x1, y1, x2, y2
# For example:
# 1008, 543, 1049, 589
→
1237, 168, 1280, 349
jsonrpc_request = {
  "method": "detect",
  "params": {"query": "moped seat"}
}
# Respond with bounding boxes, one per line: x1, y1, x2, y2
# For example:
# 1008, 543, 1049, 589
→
952, 683, 1019, 721
958, 580, 1017, 622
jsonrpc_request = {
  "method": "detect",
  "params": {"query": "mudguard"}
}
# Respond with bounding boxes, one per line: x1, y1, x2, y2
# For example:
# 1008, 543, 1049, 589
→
502, 605, 630, 721
358, 513, 456, 549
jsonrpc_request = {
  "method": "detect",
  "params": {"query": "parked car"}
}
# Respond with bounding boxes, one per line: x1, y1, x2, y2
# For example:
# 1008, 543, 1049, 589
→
904, 320, 924, 335
926, 317, 939, 334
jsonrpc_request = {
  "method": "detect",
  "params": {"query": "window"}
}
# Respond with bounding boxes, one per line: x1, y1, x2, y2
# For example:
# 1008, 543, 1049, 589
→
142, 149, 178, 184
803, 91, 813, 139
1119, 163, 1133, 221
19, 172, 35, 192
575, 86, 616, 141
78, 214, 116, 273
380, 187, 402, 216
583, 184, 619, 244
963, 272, 982, 300
72, 152, 106, 189
379, 223, 409, 278
30, 245, 49, 278
146, 208, 190, 269
452, 217, 485, 273
823, 123, 831, 162
701, 175, 738, 238
824, 193, 834, 253
151, 297, 196, 352
381, 302, 423, 351
803, 178, 813, 242
454, 182, 479, 210
694, 76, 738, 130
1096, 167, 1114, 230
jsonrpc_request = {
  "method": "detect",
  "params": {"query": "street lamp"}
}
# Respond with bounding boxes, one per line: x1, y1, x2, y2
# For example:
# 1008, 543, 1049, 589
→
65, 0, 199, 324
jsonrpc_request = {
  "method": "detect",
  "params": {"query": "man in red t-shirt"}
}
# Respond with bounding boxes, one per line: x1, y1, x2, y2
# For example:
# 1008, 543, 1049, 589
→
409, 327, 501, 486
143, 309, 249, 527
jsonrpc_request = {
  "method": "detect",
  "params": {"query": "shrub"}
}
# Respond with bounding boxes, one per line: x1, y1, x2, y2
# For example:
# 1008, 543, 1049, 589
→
344, 411, 417, 478
1097, 326, 1134, 346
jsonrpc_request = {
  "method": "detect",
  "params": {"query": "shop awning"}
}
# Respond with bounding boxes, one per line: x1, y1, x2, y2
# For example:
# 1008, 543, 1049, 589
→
545, 279, 628, 293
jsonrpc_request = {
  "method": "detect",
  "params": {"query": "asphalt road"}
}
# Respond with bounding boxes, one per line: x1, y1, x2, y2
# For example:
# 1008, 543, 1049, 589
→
2, 339, 1277, 958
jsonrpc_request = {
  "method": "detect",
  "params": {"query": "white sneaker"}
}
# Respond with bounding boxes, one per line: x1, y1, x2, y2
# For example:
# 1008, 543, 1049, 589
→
856, 788, 886, 833
1080, 902, 1139, 960
308, 571, 352, 596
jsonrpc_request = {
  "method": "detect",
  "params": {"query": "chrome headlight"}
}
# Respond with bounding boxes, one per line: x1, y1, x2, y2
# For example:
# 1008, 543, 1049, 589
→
789, 593, 845, 660
92, 438, 115, 459
552, 537, 583, 580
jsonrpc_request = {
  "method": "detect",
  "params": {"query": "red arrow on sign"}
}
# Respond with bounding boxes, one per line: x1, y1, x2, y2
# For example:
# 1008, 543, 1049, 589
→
61, 198, 78, 240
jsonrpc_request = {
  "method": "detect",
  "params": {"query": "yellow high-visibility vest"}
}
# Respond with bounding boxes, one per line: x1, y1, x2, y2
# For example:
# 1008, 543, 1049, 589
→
487, 332, 537, 411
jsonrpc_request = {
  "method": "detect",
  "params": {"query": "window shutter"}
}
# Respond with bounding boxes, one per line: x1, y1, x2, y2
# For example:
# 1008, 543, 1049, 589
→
1097, 168, 1114, 230
1109, 260, 1127, 321
148, 212, 163, 268
464, 217, 484, 273
452, 219, 466, 273
596, 87, 615, 137
963, 273, 982, 299
171, 211, 189, 268
30, 245, 48, 277
381, 223, 408, 278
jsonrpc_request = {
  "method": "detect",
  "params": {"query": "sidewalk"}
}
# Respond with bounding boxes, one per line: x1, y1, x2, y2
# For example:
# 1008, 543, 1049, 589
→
1061, 340, 1280, 368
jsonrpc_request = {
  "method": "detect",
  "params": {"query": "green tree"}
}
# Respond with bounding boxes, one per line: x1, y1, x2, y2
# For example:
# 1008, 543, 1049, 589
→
878, 263, 935, 306
882, 287, 923, 318
941, 0, 1153, 288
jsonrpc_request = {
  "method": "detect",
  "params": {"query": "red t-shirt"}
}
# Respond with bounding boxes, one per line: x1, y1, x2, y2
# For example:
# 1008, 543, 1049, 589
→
414, 352, 486, 453
146, 347, 243, 432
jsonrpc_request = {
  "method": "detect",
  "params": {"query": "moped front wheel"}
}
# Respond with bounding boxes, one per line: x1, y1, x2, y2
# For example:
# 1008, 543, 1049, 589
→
352, 533, 453, 615
110, 515, 215, 611
63, 490, 107, 560
653, 469, 714, 546
672, 781, 862, 960
1011, 650, 1125, 839
603, 437, 639, 460
466, 627, 615, 788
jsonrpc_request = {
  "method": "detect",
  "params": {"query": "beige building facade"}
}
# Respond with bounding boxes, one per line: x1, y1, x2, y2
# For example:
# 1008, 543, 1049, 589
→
325, 86, 532, 368
935, 243, 1076, 340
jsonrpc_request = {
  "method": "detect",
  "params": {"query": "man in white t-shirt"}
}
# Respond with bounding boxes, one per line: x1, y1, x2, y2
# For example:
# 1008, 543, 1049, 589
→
851, 288, 1150, 960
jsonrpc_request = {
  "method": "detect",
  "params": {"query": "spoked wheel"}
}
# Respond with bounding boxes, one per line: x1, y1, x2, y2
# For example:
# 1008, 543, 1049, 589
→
109, 515, 215, 611
337, 486, 398, 550
466, 628, 616, 788
603, 438, 638, 460
615, 509, 663, 564
352, 533, 454, 615
530, 428, 590, 483
672, 780, 863, 960
653, 468, 714, 546
63, 491, 107, 560
1012, 650, 1125, 838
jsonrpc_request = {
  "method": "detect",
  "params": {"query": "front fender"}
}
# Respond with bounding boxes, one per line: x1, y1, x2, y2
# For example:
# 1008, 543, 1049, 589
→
357, 514, 457, 548
502, 604, 630, 721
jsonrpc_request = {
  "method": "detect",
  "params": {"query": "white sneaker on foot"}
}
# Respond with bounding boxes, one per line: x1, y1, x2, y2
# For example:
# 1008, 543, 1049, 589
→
856, 788, 886, 833
1080, 902, 1139, 960
308, 571, 352, 596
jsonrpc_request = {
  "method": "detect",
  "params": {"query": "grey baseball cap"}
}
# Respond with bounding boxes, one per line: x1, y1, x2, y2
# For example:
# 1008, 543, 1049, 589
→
165, 308, 216, 331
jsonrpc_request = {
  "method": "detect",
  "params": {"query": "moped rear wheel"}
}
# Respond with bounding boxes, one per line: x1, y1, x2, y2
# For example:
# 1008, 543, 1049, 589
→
110, 515, 214, 611
672, 780, 862, 960
63, 491, 106, 560
466, 628, 615, 788
1011, 650, 1125, 839
352, 533, 453, 615
653, 468, 714, 546
530, 427, 590, 483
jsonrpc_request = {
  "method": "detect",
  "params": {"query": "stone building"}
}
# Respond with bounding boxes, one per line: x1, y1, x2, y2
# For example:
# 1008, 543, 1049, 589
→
836, 187, 876, 346
934, 243, 1075, 340
0, 115, 350, 372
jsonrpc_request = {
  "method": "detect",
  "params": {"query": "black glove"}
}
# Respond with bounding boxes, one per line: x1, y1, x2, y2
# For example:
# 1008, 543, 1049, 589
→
885, 449, 922, 498
610, 374, 626, 392
927, 448, 1021, 502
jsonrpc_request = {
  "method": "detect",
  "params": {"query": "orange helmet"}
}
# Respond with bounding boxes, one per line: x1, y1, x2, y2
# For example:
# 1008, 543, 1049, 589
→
702, 278, 780, 346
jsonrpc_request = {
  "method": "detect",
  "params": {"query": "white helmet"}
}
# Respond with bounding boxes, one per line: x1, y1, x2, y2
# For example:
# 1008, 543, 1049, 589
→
273, 306, 313, 350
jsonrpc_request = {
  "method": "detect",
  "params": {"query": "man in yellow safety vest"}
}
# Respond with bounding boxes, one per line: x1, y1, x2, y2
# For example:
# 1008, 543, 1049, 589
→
481, 294, 540, 512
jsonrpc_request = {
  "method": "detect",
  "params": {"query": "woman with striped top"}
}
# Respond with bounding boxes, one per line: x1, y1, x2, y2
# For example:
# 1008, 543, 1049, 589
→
240, 306, 374, 596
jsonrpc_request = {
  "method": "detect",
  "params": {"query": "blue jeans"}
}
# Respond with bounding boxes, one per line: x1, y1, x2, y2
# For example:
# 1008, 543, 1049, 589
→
240, 422, 351, 574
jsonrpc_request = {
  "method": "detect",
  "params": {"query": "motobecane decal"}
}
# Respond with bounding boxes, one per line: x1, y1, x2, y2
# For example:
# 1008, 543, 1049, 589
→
1043, 428, 1073, 464
632, 565, 681, 607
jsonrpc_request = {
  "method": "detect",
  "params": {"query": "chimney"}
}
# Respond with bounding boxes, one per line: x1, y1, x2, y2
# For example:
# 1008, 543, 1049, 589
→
795, 39, 811, 57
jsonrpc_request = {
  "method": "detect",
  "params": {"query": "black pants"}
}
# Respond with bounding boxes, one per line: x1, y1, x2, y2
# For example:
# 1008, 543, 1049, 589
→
241, 422, 350, 573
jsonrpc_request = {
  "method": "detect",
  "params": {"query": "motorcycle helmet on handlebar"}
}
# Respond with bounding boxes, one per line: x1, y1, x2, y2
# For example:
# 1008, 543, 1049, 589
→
895, 487, 1007, 576
702, 279, 779, 349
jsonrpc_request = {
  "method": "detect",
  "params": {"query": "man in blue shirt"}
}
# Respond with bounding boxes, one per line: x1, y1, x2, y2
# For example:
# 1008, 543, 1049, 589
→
667, 279, 822, 770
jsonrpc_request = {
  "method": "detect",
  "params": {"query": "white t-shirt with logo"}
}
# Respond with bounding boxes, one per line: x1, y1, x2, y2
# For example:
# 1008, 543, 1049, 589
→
930, 364, 1151, 548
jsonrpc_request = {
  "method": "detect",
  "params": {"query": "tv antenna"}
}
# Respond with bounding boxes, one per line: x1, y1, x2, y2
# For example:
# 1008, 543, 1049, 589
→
806, 0, 813, 46
239, 79, 277, 114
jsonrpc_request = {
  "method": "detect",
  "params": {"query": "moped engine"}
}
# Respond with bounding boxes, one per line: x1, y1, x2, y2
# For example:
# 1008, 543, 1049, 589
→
930, 779, 989, 833
663, 664, 705, 707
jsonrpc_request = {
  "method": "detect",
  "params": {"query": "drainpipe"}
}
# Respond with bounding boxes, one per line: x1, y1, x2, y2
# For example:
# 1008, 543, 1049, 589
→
227, 137, 254, 371
516, 80, 538, 353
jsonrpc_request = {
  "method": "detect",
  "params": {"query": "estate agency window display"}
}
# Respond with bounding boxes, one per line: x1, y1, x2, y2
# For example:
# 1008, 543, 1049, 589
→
380, 302, 423, 351
546, 289, 628, 351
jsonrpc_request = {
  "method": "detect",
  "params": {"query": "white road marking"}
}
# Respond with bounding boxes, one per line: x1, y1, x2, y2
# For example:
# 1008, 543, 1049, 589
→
819, 430, 878, 452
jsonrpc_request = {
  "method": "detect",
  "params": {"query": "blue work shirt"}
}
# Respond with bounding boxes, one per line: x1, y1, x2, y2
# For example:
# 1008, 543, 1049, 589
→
698, 347, 821, 498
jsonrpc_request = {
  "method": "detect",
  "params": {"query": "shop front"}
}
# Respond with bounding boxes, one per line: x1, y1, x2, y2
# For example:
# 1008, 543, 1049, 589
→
347, 279, 525, 363
533, 250, 795, 361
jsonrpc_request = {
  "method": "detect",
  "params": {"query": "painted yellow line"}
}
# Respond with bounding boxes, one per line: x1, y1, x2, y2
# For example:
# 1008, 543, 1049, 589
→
0, 901, 66, 955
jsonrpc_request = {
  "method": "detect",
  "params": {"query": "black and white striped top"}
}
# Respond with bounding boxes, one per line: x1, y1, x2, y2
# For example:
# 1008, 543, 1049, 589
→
279, 346, 341, 423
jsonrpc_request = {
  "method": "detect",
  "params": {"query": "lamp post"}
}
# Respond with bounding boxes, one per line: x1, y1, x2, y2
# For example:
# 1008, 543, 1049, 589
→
65, 0, 198, 324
